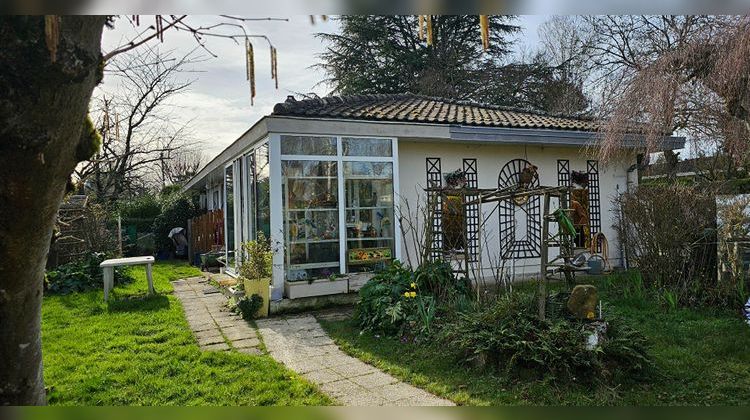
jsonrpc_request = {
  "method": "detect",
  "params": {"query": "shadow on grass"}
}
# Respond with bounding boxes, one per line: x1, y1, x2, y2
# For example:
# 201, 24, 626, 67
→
107, 294, 171, 312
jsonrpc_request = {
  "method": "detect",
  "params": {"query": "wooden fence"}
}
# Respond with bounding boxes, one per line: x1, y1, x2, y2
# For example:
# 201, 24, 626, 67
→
188, 209, 224, 257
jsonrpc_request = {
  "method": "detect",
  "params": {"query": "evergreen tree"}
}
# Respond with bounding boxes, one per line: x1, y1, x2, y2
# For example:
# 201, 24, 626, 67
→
317, 15, 590, 115
317, 15, 519, 101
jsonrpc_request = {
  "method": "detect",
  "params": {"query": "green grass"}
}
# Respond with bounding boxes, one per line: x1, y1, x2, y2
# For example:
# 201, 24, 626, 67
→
319, 279, 750, 406
42, 261, 332, 406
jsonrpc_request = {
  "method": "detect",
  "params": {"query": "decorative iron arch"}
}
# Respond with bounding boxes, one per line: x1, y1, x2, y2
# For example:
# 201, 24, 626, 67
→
497, 159, 542, 259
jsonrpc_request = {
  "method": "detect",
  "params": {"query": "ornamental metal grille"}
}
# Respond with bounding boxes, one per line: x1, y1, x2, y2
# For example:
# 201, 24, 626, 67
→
426, 158, 443, 262
463, 158, 479, 263
557, 159, 570, 187
587, 160, 602, 250
497, 159, 541, 259
557, 159, 575, 249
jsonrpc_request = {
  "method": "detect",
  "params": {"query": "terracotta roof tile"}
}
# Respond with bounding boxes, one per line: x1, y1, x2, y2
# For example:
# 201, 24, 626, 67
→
272, 94, 601, 132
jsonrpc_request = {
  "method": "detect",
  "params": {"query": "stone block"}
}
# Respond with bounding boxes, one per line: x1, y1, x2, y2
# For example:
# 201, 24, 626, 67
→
567, 284, 598, 320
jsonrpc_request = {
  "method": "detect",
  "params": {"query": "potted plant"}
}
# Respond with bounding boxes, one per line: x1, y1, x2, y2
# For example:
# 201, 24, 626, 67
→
238, 232, 272, 318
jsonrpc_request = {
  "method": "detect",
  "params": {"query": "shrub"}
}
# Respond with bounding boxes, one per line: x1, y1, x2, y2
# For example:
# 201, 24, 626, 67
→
152, 191, 202, 253
615, 183, 730, 307
238, 232, 272, 281
45, 252, 133, 294
236, 294, 264, 320
356, 260, 470, 338
440, 292, 653, 384
117, 194, 162, 232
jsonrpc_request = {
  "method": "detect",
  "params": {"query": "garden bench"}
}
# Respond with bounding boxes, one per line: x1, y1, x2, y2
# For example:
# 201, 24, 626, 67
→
100, 256, 155, 301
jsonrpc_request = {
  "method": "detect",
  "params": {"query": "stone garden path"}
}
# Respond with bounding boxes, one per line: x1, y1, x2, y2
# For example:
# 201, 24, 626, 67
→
172, 277, 262, 354
256, 313, 454, 406
172, 276, 453, 406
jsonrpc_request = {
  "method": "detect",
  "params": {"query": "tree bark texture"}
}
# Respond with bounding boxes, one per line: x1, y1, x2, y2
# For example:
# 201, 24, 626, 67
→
0, 16, 105, 405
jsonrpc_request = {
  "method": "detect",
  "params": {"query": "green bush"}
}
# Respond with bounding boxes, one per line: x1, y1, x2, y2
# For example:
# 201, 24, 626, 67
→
45, 252, 134, 294
117, 194, 162, 232
440, 292, 653, 384
356, 260, 470, 338
615, 184, 729, 307
238, 232, 272, 281
236, 294, 264, 320
152, 191, 202, 253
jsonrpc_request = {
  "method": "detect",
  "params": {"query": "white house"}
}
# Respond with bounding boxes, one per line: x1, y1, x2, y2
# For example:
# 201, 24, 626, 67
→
184, 94, 684, 301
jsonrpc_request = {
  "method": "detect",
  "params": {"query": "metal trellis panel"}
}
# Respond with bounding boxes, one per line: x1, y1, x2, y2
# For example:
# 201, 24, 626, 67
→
463, 158, 479, 263
587, 160, 602, 251
426, 157, 443, 262
497, 159, 541, 259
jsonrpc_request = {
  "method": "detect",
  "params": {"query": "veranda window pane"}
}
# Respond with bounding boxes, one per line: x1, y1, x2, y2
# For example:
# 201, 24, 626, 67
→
282, 160, 340, 281
343, 162, 395, 272
224, 165, 235, 269
281, 135, 337, 155
342, 137, 392, 157
255, 144, 271, 239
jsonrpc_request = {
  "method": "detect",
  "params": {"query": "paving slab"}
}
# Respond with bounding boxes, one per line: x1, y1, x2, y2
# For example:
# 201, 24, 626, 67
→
172, 277, 263, 356
255, 313, 453, 406
232, 338, 261, 349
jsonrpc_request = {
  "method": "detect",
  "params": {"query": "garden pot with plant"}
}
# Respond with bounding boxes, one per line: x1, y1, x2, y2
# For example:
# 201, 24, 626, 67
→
238, 233, 272, 318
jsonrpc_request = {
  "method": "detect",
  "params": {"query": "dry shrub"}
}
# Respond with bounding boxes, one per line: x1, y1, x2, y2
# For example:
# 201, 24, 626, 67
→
616, 184, 730, 307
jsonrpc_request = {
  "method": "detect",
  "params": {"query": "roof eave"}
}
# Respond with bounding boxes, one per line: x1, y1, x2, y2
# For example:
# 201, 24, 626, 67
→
449, 125, 685, 150
182, 117, 270, 191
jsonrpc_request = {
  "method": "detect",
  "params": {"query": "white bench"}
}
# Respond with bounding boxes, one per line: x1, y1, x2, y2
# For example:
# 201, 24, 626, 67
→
100, 256, 155, 301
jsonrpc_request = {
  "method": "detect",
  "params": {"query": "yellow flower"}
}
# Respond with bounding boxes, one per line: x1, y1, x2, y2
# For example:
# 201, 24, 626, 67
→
409, 291, 417, 298
410, 282, 416, 289
586, 311, 595, 319
404, 292, 410, 298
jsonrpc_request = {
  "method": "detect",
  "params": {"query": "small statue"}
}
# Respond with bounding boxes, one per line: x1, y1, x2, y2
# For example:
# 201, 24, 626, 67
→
518, 164, 538, 189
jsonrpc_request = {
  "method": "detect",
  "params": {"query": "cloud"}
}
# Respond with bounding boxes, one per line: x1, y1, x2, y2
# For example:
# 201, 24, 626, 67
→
101, 15, 337, 160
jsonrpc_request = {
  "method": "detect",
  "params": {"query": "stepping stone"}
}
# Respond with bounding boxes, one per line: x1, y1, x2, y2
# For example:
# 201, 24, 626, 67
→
350, 372, 398, 389
197, 335, 225, 346
195, 329, 222, 340
303, 368, 344, 385
202, 342, 230, 352
232, 338, 260, 349
237, 347, 262, 355
329, 360, 377, 378
202, 287, 221, 295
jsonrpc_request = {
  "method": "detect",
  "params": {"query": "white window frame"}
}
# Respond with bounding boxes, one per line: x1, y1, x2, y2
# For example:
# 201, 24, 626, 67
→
277, 134, 400, 277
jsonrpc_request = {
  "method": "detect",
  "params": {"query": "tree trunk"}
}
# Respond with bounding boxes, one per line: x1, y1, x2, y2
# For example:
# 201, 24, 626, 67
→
0, 16, 105, 405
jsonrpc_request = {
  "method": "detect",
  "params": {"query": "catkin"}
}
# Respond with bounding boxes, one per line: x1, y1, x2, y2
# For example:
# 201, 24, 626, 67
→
271, 47, 279, 89
426, 15, 433, 46
480, 15, 490, 51
246, 39, 256, 105
418, 15, 425, 40
155, 15, 163, 42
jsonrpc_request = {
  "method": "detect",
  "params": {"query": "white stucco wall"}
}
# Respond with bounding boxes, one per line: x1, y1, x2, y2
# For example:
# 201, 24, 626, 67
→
396, 140, 635, 282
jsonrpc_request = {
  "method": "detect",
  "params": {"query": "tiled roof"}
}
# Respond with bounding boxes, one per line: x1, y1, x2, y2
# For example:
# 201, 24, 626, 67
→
272, 94, 600, 132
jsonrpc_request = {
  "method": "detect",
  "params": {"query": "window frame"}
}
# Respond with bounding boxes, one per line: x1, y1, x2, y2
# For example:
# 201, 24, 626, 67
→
279, 134, 400, 278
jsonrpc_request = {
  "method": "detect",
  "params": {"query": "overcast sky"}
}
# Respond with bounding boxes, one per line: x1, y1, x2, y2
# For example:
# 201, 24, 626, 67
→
100, 15, 548, 162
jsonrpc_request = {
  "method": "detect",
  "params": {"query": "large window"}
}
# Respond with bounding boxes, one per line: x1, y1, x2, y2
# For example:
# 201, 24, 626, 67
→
254, 144, 271, 239
224, 164, 235, 269
344, 162, 394, 272
282, 160, 340, 281
280, 135, 397, 282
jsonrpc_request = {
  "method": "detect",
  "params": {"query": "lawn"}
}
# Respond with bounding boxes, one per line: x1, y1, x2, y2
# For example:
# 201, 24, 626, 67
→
319, 278, 750, 406
42, 261, 332, 406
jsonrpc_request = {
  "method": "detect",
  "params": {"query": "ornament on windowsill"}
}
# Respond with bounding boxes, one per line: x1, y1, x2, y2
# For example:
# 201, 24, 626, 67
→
444, 169, 467, 189
572, 170, 589, 187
